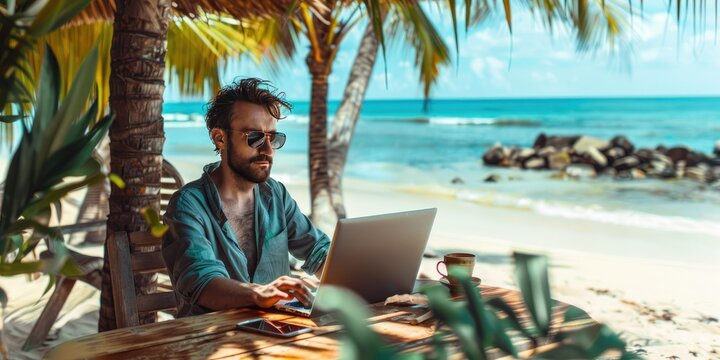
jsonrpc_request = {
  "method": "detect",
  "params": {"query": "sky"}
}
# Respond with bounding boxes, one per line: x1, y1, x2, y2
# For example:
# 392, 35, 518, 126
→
165, 3, 720, 102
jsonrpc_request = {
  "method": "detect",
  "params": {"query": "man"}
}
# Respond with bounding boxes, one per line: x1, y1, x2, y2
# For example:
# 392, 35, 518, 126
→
162, 78, 330, 317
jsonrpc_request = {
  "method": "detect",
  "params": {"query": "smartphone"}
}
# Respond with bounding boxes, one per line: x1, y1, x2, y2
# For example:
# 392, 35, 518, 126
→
236, 318, 313, 338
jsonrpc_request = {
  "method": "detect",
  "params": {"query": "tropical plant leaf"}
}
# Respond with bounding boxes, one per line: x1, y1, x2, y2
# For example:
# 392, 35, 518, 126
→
0, 115, 24, 123
141, 208, 169, 238
313, 285, 394, 359
47, 45, 99, 155
0, 287, 7, 309
486, 296, 538, 340
31, 44, 61, 161
564, 304, 592, 322
0, 130, 31, 233
41, 275, 57, 297
451, 266, 517, 357
513, 252, 553, 337
39, 114, 112, 188
108, 173, 126, 189
423, 284, 485, 360
28, 0, 92, 36
22, 172, 105, 219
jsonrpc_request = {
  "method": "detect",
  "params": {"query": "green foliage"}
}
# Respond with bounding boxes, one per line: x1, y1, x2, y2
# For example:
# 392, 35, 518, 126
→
141, 208, 169, 238
320, 252, 639, 359
0, 42, 112, 306
0, 0, 92, 143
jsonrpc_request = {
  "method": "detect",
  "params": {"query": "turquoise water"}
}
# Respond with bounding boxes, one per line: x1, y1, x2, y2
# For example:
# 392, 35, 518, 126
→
163, 97, 720, 234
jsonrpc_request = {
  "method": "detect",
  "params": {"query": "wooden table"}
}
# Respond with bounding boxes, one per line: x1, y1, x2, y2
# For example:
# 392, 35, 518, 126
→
46, 284, 569, 359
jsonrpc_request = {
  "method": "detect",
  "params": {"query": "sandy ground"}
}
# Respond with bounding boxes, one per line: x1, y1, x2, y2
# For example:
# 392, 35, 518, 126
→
1, 156, 719, 359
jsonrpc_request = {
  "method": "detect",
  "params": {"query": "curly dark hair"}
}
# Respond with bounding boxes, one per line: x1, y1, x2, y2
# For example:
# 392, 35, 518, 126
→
205, 78, 292, 153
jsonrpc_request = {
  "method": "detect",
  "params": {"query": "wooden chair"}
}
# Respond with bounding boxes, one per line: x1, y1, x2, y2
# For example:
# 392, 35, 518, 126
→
22, 159, 184, 349
107, 231, 177, 328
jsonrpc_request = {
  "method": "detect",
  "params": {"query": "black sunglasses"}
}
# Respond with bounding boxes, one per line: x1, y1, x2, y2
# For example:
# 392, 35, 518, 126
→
225, 129, 287, 149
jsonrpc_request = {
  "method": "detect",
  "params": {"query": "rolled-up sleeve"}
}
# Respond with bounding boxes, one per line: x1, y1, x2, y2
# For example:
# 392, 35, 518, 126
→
162, 197, 229, 306
279, 183, 330, 275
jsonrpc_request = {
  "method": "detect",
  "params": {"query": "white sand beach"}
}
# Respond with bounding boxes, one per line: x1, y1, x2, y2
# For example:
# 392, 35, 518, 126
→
1, 155, 719, 359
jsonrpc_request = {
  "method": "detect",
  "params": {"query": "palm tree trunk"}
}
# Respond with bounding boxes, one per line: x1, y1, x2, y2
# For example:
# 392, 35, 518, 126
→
327, 21, 381, 219
306, 6, 337, 234
99, 0, 170, 332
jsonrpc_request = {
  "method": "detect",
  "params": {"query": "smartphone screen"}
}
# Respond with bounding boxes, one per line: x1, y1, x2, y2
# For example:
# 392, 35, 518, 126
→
236, 319, 312, 337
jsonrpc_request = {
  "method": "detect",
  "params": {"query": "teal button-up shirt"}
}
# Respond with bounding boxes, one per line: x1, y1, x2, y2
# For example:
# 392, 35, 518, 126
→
162, 162, 330, 317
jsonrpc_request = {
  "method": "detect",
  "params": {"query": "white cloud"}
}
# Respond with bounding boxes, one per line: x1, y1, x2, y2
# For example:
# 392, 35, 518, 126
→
470, 56, 509, 88
530, 71, 558, 84
550, 50, 573, 61
638, 49, 660, 62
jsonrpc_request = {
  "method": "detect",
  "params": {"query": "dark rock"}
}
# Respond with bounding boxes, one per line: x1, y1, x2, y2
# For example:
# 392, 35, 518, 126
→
635, 148, 654, 163
566, 164, 596, 178
532, 133, 547, 149
659, 168, 676, 179
687, 151, 707, 167
548, 152, 571, 170
610, 135, 635, 154
482, 145, 507, 165
573, 136, 610, 154
604, 147, 626, 162
534, 134, 580, 149
451, 176, 465, 185
523, 157, 546, 169
656, 145, 668, 154
714, 140, 720, 156
484, 174, 500, 183
666, 147, 690, 164
703, 157, 720, 166
613, 156, 640, 171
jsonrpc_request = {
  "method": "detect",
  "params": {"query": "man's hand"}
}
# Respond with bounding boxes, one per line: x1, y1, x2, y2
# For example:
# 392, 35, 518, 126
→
251, 276, 314, 308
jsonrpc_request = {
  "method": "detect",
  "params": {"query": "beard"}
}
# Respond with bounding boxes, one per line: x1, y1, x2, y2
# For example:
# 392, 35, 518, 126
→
226, 134, 272, 183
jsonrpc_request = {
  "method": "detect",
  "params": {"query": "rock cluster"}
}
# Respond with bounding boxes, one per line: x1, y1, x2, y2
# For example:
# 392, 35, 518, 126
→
482, 133, 720, 184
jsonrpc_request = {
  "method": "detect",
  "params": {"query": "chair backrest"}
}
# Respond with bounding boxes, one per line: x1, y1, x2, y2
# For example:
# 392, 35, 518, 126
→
161, 159, 184, 216
107, 231, 176, 328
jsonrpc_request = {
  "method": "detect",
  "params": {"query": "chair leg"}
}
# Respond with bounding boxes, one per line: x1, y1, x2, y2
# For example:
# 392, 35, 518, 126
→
22, 277, 77, 351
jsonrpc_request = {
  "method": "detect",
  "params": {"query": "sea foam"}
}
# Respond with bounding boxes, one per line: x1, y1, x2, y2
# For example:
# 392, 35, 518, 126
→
456, 189, 720, 237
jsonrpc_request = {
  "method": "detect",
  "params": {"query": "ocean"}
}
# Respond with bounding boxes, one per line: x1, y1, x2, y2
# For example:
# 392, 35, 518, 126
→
163, 97, 720, 236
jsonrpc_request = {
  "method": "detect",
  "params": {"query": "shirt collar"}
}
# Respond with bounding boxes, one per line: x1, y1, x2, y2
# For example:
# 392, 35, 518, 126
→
201, 162, 227, 224
200, 162, 273, 224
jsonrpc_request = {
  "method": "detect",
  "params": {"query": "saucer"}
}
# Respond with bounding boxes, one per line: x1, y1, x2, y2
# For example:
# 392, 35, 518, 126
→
439, 276, 482, 291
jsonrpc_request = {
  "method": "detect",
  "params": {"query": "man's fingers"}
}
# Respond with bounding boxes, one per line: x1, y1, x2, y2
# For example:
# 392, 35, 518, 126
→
301, 277, 319, 290
271, 289, 290, 301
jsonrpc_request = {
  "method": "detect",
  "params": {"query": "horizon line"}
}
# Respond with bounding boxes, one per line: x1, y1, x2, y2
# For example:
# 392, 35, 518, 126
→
165, 94, 720, 104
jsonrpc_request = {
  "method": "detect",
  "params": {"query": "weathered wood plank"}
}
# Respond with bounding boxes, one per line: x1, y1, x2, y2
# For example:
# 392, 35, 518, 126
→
46, 285, 579, 360
107, 232, 140, 328
45, 309, 289, 359
137, 292, 176, 313
131, 251, 165, 272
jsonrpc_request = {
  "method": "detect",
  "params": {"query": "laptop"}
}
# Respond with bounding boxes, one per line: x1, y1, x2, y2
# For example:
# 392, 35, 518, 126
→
274, 208, 437, 317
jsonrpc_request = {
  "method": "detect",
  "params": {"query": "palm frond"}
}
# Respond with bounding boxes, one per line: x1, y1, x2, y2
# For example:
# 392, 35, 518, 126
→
166, 12, 292, 97
389, 2, 451, 100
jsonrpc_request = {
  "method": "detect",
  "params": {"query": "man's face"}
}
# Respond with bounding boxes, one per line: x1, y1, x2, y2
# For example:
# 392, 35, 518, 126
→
223, 102, 277, 183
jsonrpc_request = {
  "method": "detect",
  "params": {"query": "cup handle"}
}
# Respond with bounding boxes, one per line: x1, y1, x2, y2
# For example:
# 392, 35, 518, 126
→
436, 260, 448, 277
